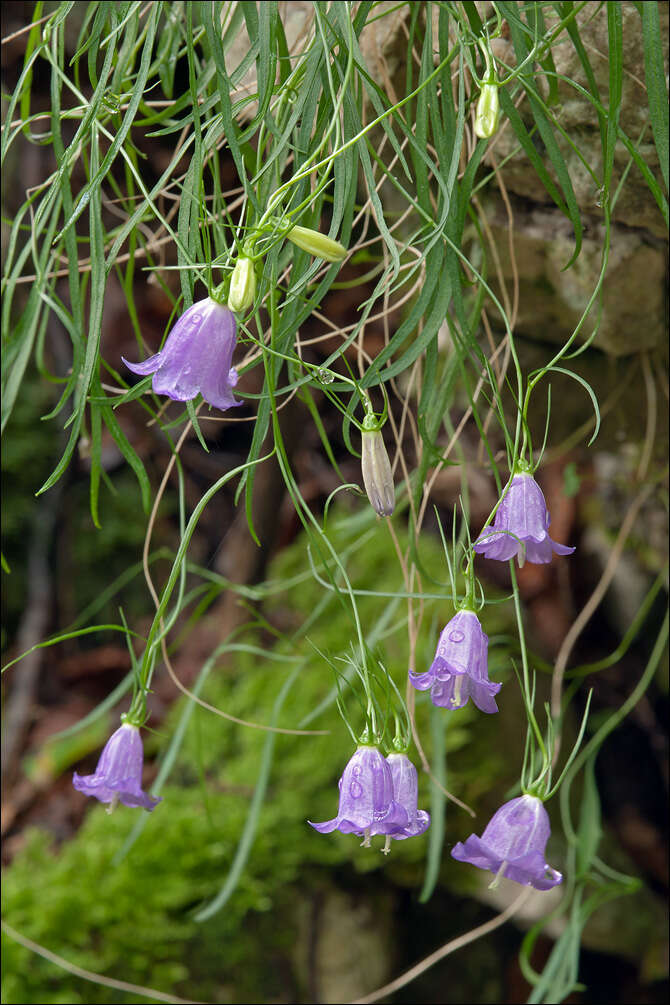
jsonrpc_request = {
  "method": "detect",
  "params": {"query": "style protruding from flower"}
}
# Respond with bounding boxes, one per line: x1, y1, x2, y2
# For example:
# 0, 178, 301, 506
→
474, 82, 501, 139
309, 746, 409, 844
123, 297, 241, 411
227, 256, 256, 313
409, 609, 501, 714
451, 794, 563, 890
286, 224, 347, 262
386, 753, 430, 840
474, 472, 575, 566
361, 414, 395, 517
72, 722, 161, 812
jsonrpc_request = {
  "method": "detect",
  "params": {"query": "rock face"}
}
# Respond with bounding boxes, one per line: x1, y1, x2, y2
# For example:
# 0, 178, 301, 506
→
488, 2, 668, 238
479, 2, 668, 358
482, 197, 667, 357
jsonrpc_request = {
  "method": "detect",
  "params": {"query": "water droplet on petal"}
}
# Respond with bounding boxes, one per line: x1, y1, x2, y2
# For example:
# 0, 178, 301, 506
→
350, 781, 363, 798
191, 314, 201, 324
448, 630, 465, 643
352, 765, 362, 777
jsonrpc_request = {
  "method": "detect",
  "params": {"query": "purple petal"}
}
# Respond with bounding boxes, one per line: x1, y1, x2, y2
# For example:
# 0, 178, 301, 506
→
408, 667, 435, 691
308, 817, 341, 834
474, 530, 520, 562
122, 353, 163, 376
72, 723, 160, 812
470, 680, 501, 714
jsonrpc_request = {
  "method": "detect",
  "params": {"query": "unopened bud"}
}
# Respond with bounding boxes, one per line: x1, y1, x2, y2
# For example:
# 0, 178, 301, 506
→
361, 417, 394, 517
286, 225, 347, 262
228, 256, 256, 313
474, 82, 500, 139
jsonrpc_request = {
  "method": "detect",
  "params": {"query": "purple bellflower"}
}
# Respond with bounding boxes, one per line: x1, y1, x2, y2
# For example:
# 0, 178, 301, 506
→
474, 472, 575, 566
123, 297, 241, 411
309, 746, 409, 846
451, 794, 562, 890
72, 722, 161, 812
409, 609, 501, 714
386, 753, 430, 842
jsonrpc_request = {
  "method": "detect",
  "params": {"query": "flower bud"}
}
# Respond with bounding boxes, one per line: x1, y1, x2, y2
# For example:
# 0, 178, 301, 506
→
227, 256, 256, 313
474, 83, 501, 139
361, 418, 394, 517
286, 225, 347, 262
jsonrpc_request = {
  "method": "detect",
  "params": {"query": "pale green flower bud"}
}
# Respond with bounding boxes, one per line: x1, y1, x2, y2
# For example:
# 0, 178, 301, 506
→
228, 256, 256, 313
474, 82, 501, 139
286, 225, 347, 262
361, 416, 395, 517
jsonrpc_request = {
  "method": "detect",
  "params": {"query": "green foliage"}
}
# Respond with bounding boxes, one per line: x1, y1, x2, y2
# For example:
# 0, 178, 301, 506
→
2, 3, 667, 1004
2, 517, 499, 1004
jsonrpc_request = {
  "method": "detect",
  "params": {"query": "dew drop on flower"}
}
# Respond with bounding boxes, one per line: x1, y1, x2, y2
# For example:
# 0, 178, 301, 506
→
190, 314, 201, 324
350, 781, 363, 799
448, 630, 465, 643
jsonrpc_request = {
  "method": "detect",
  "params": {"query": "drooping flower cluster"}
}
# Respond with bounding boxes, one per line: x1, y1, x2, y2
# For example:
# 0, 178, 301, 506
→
409, 608, 500, 714
309, 747, 429, 850
114, 230, 574, 891
451, 794, 562, 890
72, 722, 160, 812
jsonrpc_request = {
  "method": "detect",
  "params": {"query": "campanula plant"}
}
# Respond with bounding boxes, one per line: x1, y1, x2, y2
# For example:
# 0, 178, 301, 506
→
123, 296, 240, 411
451, 794, 562, 891
385, 752, 430, 841
474, 465, 575, 566
72, 721, 161, 813
309, 745, 409, 845
409, 608, 501, 714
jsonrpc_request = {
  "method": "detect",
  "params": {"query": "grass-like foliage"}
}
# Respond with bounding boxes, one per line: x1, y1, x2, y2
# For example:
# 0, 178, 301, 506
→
2, 3, 667, 1004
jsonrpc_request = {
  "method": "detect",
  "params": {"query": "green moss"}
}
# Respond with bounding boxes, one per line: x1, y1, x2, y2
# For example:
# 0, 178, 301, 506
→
2, 514, 514, 1003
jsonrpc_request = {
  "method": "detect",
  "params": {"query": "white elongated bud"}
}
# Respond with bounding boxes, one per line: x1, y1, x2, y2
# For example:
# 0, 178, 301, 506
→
286, 225, 347, 262
474, 82, 501, 139
228, 256, 256, 313
361, 416, 394, 517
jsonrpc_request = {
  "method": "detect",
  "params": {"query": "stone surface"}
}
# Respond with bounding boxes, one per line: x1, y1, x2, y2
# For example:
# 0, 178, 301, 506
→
487, 2, 669, 237
482, 195, 667, 356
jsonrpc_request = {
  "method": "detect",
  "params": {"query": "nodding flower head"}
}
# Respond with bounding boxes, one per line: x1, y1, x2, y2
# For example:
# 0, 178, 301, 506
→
123, 297, 241, 412
451, 794, 563, 890
409, 609, 501, 714
72, 723, 161, 812
309, 746, 409, 845
385, 753, 430, 840
474, 473, 575, 566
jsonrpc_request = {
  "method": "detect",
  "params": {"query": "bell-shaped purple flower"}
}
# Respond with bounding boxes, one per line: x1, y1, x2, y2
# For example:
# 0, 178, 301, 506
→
474, 473, 575, 566
451, 794, 562, 890
72, 723, 161, 811
409, 609, 501, 714
309, 746, 409, 841
386, 753, 430, 840
123, 297, 241, 411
